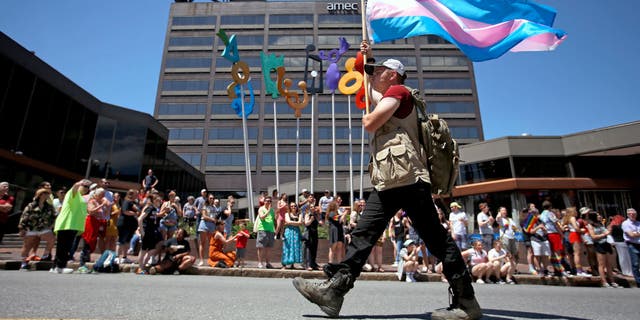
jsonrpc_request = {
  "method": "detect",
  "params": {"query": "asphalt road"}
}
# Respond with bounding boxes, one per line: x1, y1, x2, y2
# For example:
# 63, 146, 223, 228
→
0, 271, 638, 320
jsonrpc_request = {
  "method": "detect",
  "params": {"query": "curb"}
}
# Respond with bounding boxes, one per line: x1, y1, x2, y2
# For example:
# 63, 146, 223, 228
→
1, 259, 635, 288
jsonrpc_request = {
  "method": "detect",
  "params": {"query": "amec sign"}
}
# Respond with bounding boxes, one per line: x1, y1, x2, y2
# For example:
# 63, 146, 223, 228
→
326, 2, 359, 14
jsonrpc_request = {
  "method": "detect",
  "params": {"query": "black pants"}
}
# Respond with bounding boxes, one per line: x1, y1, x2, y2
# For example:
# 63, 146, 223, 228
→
305, 230, 319, 269
343, 181, 469, 282
55, 230, 77, 269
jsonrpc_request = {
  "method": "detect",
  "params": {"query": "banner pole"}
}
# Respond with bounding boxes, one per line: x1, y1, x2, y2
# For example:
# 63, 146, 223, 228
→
361, 0, 371, 114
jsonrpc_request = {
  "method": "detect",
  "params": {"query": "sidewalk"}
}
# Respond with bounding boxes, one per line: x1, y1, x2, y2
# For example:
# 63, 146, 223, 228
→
1, 245, 636, 288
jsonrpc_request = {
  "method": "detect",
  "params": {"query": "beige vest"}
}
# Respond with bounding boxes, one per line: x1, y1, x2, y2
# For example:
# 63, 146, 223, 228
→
369, 106, 430, 191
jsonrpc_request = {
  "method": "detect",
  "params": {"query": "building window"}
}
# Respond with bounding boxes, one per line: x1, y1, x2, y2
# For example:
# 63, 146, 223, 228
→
162, 80, 209, 91
262, 152, 311, 166
177, 153, 201, 167
270, 14, 313, 25
172, 16, 216, 26
449, 126, 479, 139
165, 57, 212, 69
427, 102, 475, 114
318, 35, 360, 46
209, 127, 258, 140
263, 126, 311, 140
234, 35, 265, 46
158, 103, 207, 115
264, 103, 311, 115
423, 78, 472, 90
169, 128, 204, 141
283, 57, 306, 68
207, 153, 256, 166
318, 101, 350, 115
513, 157, 570, 178
212, 103, 238, 115
319, 127, 351, 140
459, 158, 512, 185
421, 56, 468, 67
216, 56, 262, 68
168, 37, 214, 47
220, 15, 265, 25
318, 14, 360, 25
269, 35, 314, 46
319, 152, 369, 167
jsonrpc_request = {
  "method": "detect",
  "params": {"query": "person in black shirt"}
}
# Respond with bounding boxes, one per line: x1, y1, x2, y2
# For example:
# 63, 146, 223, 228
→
151, 228, 195, 274
141, 169, 159, 192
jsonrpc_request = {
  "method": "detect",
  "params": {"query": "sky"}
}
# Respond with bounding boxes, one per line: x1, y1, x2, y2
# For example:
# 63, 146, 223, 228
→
1, 0, 639, 140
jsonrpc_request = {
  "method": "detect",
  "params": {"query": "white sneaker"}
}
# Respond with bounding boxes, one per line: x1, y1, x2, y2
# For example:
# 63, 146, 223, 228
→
197, 260, 204, 267
53, 267, 74, 274
391, 261, 398, 267
577, 271, 592, 277
476, 278, 485, 284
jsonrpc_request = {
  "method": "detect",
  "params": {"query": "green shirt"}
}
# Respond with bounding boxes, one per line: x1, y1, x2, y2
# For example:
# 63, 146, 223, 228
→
256, 206, 275, 232
54, 190, 88, 233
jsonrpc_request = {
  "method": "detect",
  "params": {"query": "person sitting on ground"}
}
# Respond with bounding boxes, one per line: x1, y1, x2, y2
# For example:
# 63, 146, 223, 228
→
462, 240, 493, 284
150, 228, 195, 275
18, 188, 56, 270
398, 239, 420, 283
488, 240, 515, 284
208, 220, 238, 268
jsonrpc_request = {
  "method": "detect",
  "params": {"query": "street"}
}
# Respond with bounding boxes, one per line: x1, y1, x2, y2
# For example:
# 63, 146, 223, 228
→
0, 271, 637, 319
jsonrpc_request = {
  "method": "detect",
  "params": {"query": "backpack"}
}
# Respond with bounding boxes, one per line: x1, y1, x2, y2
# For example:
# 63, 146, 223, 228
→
405, 86, 460, 196
93, 250, 120, 273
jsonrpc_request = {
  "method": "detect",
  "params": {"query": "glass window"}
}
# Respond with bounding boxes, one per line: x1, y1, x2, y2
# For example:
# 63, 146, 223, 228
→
318, 14, 360, 24
513, 157, 570, 178
423, 78, 472, 90
318, 35, 360, 46
220, 15, 265, 25
263, 126, 311, 139
319, 127, 351, 140
270, 15, 313, 25
459, 158, 512, 185
264, 103, 312, 115
162, 80, 209, 91
262, 152, 311, 166
318, 101, 350, 114
319, 152, 369, 167
206, 153, 256, 166
110, 122, 146, 182
165, 58, 212, 69
168, 128, 204, 140
235, 35, 264, 46
449, 126, 479, 139
158, 103, 207, 115
172, 16, 216, 26
168, 37, 214, 47
216, 56, 262, 68
269, 35, 314, 46
428, 102, 475, 114
421, 56, 468, 67
209, 127, 258, 140
177, 153, 201, 167
212, 103, 238, 115
405, 79, 419, 89
283, 57, 307, 68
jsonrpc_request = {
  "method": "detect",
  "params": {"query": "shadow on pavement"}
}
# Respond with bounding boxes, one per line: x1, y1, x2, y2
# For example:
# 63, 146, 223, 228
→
302, 308, 588, 319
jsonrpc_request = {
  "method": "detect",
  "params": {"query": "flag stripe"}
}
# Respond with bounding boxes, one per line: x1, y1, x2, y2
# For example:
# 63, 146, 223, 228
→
367, 0, 566, 62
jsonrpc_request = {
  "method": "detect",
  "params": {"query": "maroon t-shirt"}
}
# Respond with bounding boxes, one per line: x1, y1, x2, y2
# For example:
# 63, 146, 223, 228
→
382, 85, 413, 119
0, 194, 15, 223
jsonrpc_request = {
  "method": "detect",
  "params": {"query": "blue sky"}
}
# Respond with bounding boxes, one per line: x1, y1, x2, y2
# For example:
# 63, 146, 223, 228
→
1, 0, 638, 139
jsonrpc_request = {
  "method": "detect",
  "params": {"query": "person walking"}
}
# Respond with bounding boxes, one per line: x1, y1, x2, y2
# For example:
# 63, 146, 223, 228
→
292, 41, 481, 319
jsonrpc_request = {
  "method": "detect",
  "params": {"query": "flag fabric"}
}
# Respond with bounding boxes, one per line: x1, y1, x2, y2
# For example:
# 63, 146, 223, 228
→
523, 213, 538, 233
366, 0, 567, 61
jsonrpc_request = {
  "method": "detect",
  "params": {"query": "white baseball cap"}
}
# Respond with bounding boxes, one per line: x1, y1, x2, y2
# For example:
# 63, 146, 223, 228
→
365, 59, 406, 76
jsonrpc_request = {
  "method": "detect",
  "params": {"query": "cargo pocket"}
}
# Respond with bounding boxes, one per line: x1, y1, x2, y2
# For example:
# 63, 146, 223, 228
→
375, 144, 409, 184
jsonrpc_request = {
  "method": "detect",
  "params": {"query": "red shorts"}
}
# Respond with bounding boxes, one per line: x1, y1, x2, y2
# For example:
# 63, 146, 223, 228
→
82, 215, 108, 252
547, 233, 564, 253
569, 232, 582, 244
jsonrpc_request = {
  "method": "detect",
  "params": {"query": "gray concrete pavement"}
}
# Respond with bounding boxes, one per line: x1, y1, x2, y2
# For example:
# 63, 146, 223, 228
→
1, 271, 638, 320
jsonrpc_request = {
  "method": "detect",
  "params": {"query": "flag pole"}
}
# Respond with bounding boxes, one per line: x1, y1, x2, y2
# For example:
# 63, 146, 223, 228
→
361, 0, 371, 114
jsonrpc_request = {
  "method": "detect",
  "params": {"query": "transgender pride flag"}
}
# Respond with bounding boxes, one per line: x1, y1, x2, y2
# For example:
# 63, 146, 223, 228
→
366, 0, 567, 61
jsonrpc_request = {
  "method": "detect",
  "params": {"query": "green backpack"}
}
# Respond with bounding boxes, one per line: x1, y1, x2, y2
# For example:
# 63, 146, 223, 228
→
405, 86, 460, 196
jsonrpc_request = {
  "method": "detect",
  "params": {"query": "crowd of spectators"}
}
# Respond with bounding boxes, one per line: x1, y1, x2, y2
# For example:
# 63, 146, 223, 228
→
3, 176, 640, 288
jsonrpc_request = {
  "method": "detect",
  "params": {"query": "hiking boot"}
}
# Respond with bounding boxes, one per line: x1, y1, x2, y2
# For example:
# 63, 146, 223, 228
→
292, 269, 354, 318
432, 272, 482, 320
